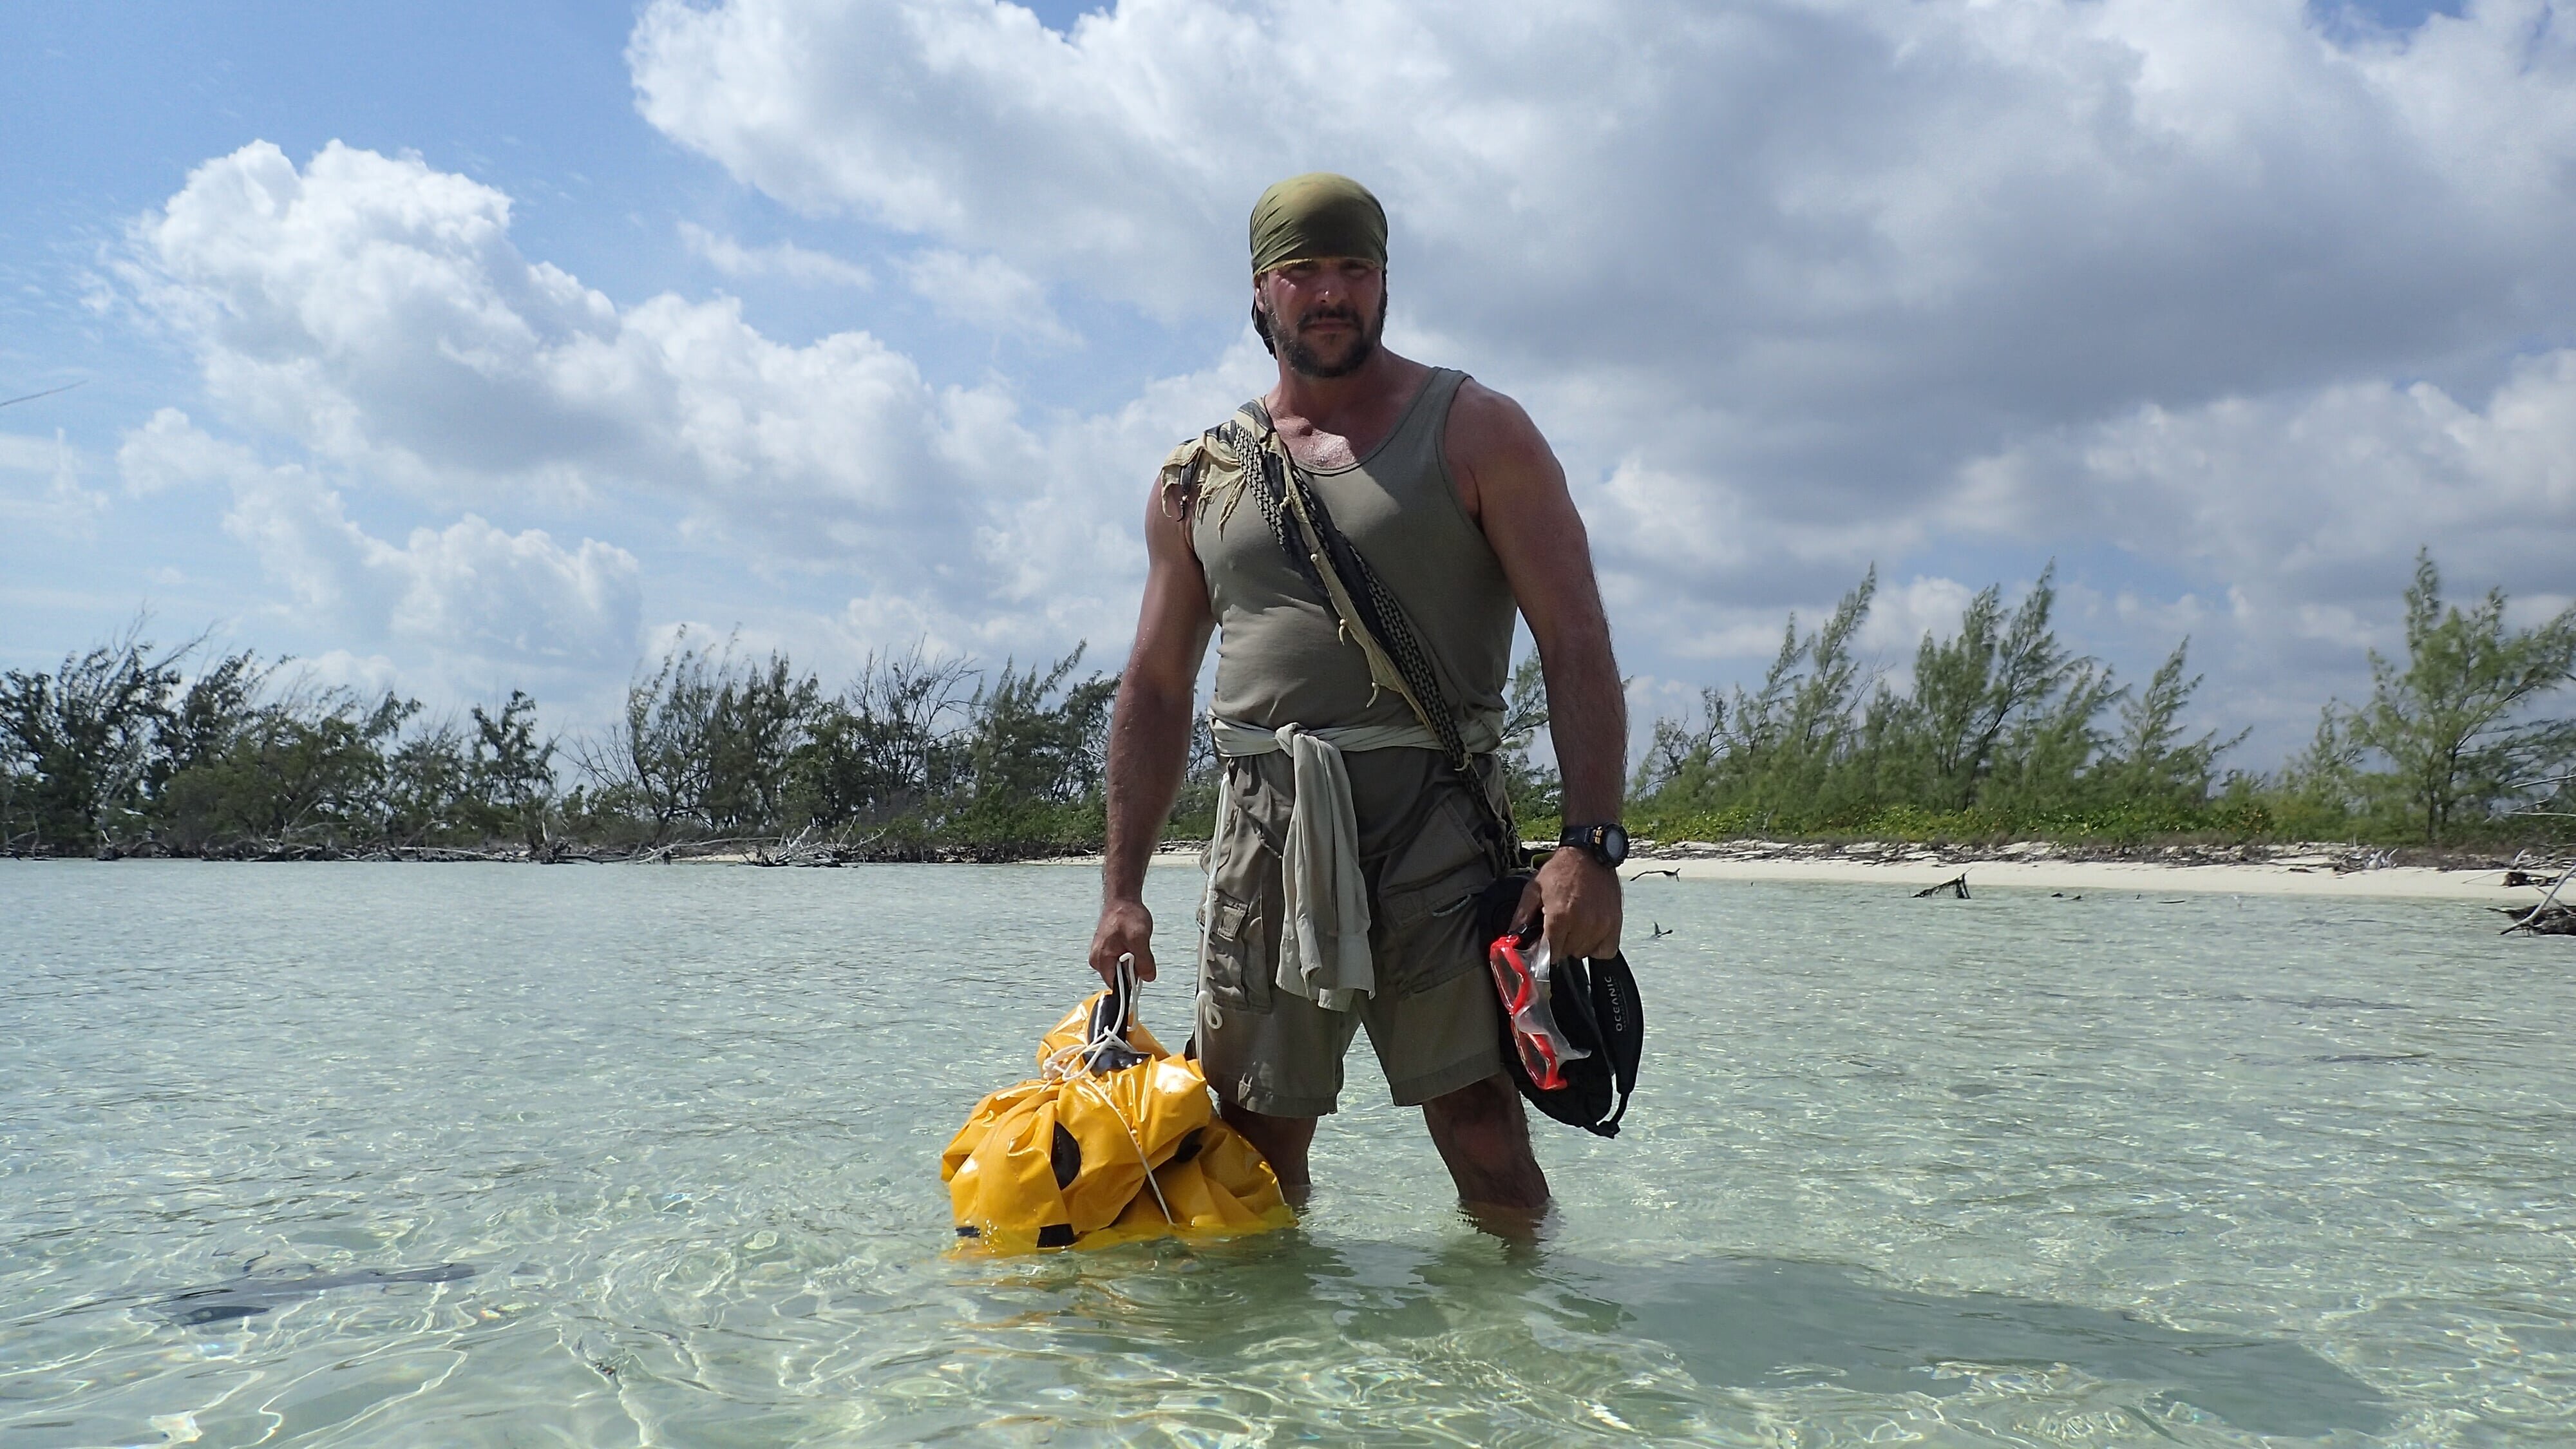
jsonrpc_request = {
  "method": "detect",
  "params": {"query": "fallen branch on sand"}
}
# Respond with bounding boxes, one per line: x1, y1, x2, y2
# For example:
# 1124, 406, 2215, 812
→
2499, 865, 2575, 936
2497, 902, 2576, 935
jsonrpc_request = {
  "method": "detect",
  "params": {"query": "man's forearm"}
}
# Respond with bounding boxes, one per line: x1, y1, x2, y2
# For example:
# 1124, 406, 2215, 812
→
1101, 677, 1195, 904
1542, 627, 1626, 824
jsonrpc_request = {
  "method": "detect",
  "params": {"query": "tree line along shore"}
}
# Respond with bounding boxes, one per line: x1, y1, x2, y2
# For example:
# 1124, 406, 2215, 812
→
3, 552, 2570, 864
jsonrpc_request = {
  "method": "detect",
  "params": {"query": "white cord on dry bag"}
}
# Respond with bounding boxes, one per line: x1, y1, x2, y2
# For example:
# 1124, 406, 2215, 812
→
1037, 952, 1175, 1226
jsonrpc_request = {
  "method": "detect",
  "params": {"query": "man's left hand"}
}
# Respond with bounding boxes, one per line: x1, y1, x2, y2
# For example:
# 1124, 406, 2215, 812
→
1511, 846, 1622, 961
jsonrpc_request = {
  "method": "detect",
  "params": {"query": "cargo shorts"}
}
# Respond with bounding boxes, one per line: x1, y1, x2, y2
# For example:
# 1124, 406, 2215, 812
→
1193, 746, 1513, 1117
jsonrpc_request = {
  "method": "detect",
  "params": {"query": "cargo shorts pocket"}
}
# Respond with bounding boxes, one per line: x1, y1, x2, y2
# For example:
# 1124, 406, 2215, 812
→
1199, 887, 1269, 1011
1371, 790, 1497, 997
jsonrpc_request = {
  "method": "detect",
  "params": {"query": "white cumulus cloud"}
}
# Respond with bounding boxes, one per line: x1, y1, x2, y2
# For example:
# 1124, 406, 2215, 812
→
133, 140, 977, 560
899, 249, 1077, 347
678, 220, 875, 287
122, 140, 1260, 694
118, 408, 643, 679
1963, 348, 2576, 635
0, 429, 107, 536
629, 0, 2576, 724
86, 1, 2576, 758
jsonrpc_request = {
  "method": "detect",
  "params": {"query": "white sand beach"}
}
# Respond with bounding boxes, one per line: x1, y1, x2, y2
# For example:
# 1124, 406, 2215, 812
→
1626, 844, 2560, 902
1101, 840, 2563, 904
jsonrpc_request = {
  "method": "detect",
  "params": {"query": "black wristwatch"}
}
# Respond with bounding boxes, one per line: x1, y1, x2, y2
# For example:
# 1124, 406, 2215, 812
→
1558, 822, 1629, 868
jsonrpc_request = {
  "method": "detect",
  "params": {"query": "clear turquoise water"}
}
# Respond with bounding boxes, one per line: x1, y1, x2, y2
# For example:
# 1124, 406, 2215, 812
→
3, 861, 2571, 1446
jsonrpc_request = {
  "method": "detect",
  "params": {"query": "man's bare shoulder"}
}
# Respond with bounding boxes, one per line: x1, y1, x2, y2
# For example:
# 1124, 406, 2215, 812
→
1444, 376, 1563, 512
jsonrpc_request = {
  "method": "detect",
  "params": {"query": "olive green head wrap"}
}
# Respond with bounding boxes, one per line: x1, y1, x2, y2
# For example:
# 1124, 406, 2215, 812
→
1249, 173, 1387, 276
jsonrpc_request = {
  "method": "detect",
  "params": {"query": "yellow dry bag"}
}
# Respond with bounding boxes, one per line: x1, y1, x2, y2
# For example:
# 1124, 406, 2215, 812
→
942, 956, 1295, 1252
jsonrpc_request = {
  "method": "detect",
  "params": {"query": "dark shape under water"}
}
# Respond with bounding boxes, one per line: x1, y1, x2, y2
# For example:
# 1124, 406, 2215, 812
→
1584, 1256, 2393, 1440
1030, 1239, 2394, 1443
151, 1264, 477, 1327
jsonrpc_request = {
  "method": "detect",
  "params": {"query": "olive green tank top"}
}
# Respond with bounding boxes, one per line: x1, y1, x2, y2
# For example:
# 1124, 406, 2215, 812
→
1194, 368, 1513, 746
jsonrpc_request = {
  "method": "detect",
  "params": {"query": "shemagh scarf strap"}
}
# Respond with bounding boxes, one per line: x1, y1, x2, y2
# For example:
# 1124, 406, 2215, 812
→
1204, 717, 1441, 1012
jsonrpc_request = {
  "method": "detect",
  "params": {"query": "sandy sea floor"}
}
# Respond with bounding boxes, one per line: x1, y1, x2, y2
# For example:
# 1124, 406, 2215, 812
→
8, 860, 2576, 1444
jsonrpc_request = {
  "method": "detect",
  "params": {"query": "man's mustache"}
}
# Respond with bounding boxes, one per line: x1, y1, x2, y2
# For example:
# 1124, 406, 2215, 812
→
1297, 307, 1363, 330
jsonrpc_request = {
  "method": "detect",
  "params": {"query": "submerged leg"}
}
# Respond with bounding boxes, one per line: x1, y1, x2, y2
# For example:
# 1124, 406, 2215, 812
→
1220, 1100, 1319, 1206
1421, 1074, 1549, 1228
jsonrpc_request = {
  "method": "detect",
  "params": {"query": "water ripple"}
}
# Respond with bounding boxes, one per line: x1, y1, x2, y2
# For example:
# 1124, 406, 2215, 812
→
3, 862, 2570, 1444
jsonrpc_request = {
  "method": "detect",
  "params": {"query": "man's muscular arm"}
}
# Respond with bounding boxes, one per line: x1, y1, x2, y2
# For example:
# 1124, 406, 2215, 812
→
1090, 484, 1217, 984
1450, 381, 1627, 961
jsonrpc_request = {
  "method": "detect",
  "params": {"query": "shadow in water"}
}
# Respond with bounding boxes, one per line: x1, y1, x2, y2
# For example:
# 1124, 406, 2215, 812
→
967, 1235, 2392, 1441
148, 1264, 478, 1326
1559, 1255, 2392, 1440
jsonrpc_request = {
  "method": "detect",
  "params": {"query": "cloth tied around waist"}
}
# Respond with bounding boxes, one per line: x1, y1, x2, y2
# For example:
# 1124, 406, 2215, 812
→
1204, 715, 1497, 1012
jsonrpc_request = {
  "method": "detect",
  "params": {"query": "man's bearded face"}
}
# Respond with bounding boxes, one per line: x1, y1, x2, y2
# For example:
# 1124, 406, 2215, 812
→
1255, 261, 1388, 379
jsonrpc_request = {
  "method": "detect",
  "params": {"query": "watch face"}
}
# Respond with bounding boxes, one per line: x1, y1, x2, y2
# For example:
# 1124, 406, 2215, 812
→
1600, 824, 1629, 866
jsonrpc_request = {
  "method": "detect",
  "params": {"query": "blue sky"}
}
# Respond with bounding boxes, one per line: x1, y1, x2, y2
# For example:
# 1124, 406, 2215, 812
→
4, 0, 2566, 770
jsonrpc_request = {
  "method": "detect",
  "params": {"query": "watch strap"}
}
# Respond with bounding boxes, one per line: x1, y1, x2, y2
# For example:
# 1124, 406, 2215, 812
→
1558, 823, 1625, 864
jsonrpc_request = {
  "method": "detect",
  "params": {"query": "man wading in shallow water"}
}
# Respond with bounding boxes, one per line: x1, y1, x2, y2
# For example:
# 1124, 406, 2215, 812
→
1088, 173, 1626, 1226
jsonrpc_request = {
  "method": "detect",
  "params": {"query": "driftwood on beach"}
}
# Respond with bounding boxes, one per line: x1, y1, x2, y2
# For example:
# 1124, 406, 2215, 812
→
2496, 860, 2575, 935
2498, 903, 2576, 935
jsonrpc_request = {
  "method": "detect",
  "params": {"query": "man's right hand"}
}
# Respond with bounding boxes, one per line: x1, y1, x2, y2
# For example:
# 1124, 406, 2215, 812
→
1089, 899, 1158, 984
